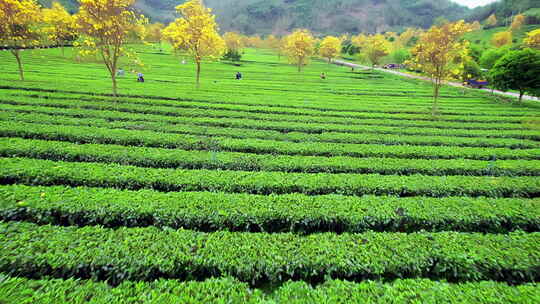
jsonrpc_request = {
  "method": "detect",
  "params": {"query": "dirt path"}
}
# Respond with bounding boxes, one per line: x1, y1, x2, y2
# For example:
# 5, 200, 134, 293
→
333, 59, 540, 102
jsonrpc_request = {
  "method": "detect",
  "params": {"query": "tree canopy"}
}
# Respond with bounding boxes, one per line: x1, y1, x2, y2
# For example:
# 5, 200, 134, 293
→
489, 48, 540, 102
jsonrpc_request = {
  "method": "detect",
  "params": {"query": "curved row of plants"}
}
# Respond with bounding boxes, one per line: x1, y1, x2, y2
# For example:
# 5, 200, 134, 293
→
5, 88, 538, 118
1, 275, 538, 303
1, 157, 539, 198
2, 138, 538, 177
4, 104, 539, 140
3, 122, 538, 161
2, 185, 538, 233
2, 112, 537, 149
1, 94, 535, 125
1, 222, 538, 285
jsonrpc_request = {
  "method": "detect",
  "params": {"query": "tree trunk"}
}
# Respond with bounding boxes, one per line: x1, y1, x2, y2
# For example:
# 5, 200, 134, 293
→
519, 90, 524, 103
432, 79, 440, 115
196, 61, 201, 88
12, 50, 24, 81
111, 74, 118, 97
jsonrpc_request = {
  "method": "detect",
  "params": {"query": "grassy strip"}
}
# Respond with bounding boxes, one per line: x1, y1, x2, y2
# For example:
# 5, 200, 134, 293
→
1, 275, 538, 303
0, 94, 534, 125
1, 222, 538, 285
2, 121, 539, 161
4, 105, 540, 144
1, 137, 539, 177
2, 185, 538, 233
1, 158, 539, 198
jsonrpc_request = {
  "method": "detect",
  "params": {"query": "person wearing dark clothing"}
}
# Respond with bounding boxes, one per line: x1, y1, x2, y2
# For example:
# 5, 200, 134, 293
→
236, 72, 242, 80
137, 72, 145, 83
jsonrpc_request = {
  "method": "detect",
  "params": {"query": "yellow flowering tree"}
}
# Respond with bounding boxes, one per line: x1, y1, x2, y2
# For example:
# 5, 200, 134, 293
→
42, 1, 77, 56
510, 14, 525, 32
248, 35, 264, 48
319, 36, 341, 63
163, 0, 225, 87
471, 21, 482, 31
492, 31, 512, 48
408, 20, 472, 113
265, 35, 280, 50
146, 22, 164, 50
351, 33, 367, 49
282, 29, 315, 72
223, 32, 243, 53
0, 0, 43, 81
486, 14, 497, 27
524, 29, 540, 49
362, 34, 391, 68
397, 28, 416, 48
76, 0, 147, 96
265, 34, 282, 59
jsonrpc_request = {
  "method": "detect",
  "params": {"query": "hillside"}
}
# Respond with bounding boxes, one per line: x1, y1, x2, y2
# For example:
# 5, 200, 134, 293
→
465, 24, 540, 50
40, 0, 471, 35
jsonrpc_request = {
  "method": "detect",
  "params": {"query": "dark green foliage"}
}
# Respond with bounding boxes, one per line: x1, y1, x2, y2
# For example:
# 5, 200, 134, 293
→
462, 60, 483, 82
390, 49, 411, 64
480, 47, 511, 69
222, 50, 242, 62
490, 49, 540, 102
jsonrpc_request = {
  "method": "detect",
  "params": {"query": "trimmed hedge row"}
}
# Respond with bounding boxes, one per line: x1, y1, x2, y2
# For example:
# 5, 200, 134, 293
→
1, 158, 539, 198
1, 222, 538, 285
1, 275, 538, 303
4, 105, 540, 143
0, 84, 505, 109
2, 121, 539, 161
6, 87, 539, 117
2, 185, 539, 233
0, 94, 534, 125
2, 137, 539, 177
7, 93, 527, 130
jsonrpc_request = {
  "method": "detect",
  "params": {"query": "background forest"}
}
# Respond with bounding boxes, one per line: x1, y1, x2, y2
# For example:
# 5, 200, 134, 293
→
38, 0, 539, 35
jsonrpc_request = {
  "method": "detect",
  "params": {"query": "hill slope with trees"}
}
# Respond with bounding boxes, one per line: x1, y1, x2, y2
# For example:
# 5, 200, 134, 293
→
41, 0, 472, 35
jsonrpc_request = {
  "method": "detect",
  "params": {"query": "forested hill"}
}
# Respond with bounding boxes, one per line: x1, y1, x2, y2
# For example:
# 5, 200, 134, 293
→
38, 0, 537, 35
136, 0, 470, 35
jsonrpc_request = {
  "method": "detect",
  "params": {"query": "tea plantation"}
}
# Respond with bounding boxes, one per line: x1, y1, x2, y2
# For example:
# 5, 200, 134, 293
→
0, 46, 539, 302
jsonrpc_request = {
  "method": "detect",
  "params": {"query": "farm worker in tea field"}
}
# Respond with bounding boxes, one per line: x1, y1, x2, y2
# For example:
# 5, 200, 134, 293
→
320, 72, 326, 80
137, 72, 145, 83
236, 72, 242, 80
117, 68, 125, 77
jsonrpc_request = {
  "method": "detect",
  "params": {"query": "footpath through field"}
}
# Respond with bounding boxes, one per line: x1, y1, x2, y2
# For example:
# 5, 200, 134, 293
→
333, 59, 540, 102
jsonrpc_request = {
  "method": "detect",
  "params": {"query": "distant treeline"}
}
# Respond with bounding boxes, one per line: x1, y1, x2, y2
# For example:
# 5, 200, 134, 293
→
38, 0, 539, 35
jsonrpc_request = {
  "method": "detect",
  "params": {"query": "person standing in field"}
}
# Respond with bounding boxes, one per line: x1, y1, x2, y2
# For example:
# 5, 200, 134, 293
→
320, 72, 326, 80
236, 71, 242, 80
137, 72, 145, 82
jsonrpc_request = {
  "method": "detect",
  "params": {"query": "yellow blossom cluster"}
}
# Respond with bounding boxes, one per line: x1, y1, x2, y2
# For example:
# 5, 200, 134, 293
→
282, 29, 315, 72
